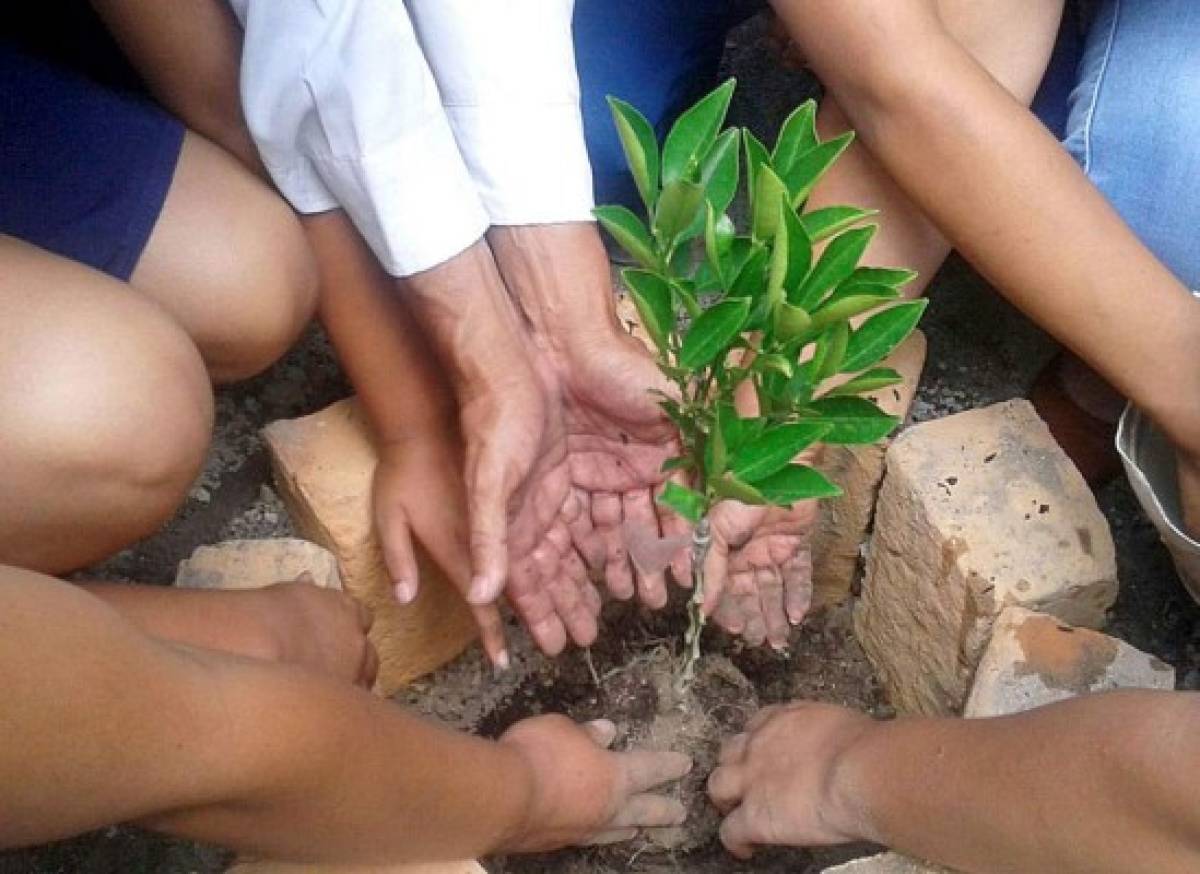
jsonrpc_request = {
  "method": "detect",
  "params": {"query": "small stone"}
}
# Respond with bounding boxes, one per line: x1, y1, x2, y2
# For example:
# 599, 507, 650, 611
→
262, 399, 478, 695
189, 484, 212, 505
822, 852, 957, 873
811, 331, 927, 608
175, 538, 341, 591
965, 607, 1176, 717
855, 400, 1118, 715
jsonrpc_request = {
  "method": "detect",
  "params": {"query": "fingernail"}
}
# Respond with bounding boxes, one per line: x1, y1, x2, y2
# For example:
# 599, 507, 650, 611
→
494, 649, 511, 674
394, 580, 416, 604
467, 575, 493, 605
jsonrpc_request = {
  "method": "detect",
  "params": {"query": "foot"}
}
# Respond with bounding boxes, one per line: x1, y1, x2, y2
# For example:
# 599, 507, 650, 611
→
84, 579, 378, 687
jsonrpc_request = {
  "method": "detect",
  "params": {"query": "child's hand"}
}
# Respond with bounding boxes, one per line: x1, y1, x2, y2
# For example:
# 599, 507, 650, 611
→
497, 715, 691, 851
372, 434, 509, 667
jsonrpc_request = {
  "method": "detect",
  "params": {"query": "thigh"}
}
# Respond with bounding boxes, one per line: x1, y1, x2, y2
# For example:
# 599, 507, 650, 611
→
1064, 0, 1200, 290
573, 0, 763, 211
0, 235, 212, 573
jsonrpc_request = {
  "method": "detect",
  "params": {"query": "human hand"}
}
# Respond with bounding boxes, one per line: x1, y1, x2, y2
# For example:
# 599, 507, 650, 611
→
498, 714, 692, 851
489, 224, 687, 609
708, 702, 875, 858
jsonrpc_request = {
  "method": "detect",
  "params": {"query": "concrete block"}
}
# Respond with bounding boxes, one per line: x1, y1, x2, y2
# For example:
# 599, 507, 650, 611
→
176, 538, 341, 591
228, 860, 485, 874
811, 331, 927, 608
965, 606, 1175, 718
263, 399, 477, 695
823, 852, 955, 873
855, 400, 1118, 715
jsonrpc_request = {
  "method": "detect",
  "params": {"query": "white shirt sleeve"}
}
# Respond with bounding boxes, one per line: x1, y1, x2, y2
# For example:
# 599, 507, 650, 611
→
228, 0, 490, 277
406, 0, 596, 226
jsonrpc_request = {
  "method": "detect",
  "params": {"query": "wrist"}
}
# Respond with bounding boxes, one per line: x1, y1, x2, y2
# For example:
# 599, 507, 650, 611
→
820, 714, 888, 845
487, 223, 622, 360
490, 738, 542, 855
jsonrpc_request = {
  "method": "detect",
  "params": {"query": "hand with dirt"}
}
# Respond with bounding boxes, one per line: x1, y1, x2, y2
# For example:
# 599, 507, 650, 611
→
498, 714, 692, 850
707, 702, 874, 858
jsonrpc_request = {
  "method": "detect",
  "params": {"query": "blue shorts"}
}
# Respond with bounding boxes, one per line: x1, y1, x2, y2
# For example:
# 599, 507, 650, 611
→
0, 42, 185, 281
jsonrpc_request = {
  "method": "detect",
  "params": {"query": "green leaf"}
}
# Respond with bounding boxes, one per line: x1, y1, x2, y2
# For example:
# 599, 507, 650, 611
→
680, 298, 751, 368
607, 96, 660, 214
812, 321, 850, 381
783, 132, 855, 206
840, 300, 927, 373
773, 300, 812, 340
704, 204, 735, 286
743, 129, 771, 212
800, 206, 878, 243
708, 409, 728, 476
847, 266, 919, 290
660, 456, 694, 473
757, 464, 843, 504
802, 396, 900, 444
753, 353, 794, 379
711, 472, 767, 505
752, 165, 789, 242
654, 180, 705, 246
793, 224, 878, 310
593, 205, 658, 270
780, 203, 813, 292
825, 367, 904, 398
662, 78, 736, 186
772, 100, 818, 177
718, 405, 767, 453
729, 245, 770, 300
698, 128, 741, 217
658, 481, 707, 523
809, 290, 900, 334
732, 422, 831, 483
622, 269, 674, 355
670, 278, 703, 318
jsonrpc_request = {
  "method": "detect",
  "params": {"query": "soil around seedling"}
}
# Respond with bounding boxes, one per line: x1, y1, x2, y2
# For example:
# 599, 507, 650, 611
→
400, 586, 887, 874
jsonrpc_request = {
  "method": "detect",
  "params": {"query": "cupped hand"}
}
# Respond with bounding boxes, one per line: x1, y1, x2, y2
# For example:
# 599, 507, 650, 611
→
707, 702, 874, 858
498, 714, 691, 851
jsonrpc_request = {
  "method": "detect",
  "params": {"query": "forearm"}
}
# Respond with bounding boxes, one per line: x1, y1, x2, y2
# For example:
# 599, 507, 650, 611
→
304, 210, 456, 442
837, 692, 1200, 873
774, 0, 1200, 447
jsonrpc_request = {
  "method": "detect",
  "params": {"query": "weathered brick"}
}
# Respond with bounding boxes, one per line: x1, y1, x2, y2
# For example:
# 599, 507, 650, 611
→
263, 399, 477, 695
822, 853, 955, 873
176, 538, 341, 591
855, 400, 1118, 715
228, 860, 485, 874
811, 331, 927, 608
964, 606, 1175, 718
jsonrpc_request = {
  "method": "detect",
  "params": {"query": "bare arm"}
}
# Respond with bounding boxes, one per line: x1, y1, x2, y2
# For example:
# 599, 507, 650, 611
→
710, 695, 1200, 873
772, 0, 1200, 457
0, 565, 688, 862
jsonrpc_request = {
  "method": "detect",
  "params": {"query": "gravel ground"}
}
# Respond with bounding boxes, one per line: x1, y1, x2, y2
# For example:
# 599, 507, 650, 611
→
4, 13, 1197, 874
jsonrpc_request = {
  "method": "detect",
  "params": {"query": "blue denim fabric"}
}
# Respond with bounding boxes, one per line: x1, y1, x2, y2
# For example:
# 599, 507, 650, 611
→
573, 0, 763, 212
1061, 0, 1200, 290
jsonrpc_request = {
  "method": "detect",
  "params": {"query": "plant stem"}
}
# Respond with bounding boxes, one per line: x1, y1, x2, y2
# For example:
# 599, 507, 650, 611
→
677, 516, 712, 692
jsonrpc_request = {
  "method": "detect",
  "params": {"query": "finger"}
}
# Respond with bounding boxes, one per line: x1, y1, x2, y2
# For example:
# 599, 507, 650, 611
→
466, 467, 510, 605
545, 564, 598, 648
562, 549, 602, 618
508, 561, 568, 656
733, 574, 767, 648
583, 718, 617, 748
718, 732, 748, 765
706, 764, 745, 813
374, 499, 421, 604
565, 488, 606, 571
587, 828, 639, 846
719, 805, 758, 860
623, 490, 668, 609
658, 476, 693, 584
609, 795, 687, 830
700, 536, 730, 616
713, 592, 745, 635
757, 565, 789, 649
593, 492, 634, 600
473, 603, 510, 670
620, 750, 693, 794
782, 553, 814, 625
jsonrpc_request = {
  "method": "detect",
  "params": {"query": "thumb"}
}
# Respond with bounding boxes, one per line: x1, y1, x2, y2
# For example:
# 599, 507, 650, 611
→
375, 497, 421, 605
466, 465, 510, 605
701, 535, 730, 617
583, 718, 618, 749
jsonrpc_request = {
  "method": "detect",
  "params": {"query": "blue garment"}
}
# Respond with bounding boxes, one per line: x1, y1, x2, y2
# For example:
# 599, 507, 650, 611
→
574, 1, 1199, 290
0, 42, 184, 280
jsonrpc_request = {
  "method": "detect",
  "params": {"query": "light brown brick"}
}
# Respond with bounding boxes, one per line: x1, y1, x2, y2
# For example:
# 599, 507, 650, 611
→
855, 400, 1118, 715
263, 399, 477, 695
175, 538, 341, 591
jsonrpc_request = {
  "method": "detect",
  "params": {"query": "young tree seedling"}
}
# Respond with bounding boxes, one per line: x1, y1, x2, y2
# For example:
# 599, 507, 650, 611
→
595, 80, 926, 688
